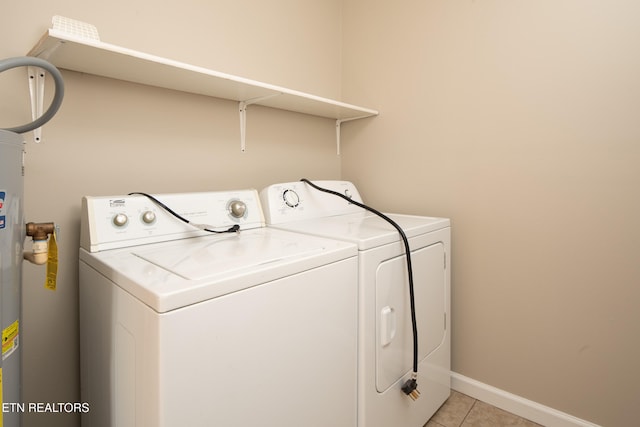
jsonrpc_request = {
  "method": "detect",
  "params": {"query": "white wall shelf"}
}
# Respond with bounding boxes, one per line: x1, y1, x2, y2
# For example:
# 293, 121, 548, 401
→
27, 22, 378, 152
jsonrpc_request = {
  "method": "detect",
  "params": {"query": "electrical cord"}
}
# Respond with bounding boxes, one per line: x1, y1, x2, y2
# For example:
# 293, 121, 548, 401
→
300, 178, 420, 400
128, 192, 240, 234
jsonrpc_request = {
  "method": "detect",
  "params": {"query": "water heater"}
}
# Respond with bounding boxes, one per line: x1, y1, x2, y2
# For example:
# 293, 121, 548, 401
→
1, 56, 64, 427
0, 130, 24, 426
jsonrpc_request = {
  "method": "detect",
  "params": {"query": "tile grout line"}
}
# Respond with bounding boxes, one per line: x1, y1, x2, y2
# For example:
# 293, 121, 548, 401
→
458, 398, 478, 427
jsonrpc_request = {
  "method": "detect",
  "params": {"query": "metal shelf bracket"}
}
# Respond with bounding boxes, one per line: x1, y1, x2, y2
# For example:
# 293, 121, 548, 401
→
27, 66, 46, 143
238, 93, 281, 152
335, 116, 370, 155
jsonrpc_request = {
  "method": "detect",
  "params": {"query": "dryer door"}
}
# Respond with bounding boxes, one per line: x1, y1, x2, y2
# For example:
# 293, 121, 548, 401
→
375, 242, 446, 392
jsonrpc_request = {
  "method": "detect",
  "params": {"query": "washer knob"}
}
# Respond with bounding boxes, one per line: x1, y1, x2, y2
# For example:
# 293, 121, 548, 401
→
112, 213, 128, 227
228, 200, 247, 218
141, 210, 156, 224
283, 189, 300, 208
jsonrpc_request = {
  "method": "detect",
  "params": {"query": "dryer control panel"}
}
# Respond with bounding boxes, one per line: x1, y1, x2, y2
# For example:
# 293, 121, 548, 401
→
81, 190, 265, 252
260, 180, 363, 225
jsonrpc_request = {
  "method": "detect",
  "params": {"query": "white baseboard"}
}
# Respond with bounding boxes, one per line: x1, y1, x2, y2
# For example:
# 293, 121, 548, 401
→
450, 372, 601, 427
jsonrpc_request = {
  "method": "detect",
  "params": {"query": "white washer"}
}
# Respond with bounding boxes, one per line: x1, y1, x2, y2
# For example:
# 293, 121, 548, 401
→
79, 189, 358, 427
260, 181, 451, 427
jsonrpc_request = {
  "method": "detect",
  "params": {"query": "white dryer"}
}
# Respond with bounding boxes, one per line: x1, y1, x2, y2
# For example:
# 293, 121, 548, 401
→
79, 189, 358, 427
260, 180, 451, 427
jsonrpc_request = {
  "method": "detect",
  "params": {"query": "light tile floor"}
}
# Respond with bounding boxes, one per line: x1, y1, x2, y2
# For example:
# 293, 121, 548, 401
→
425, 391, 543, 427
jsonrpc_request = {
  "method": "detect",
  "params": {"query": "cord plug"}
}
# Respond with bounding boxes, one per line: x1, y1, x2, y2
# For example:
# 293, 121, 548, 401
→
401, 378, 420, 401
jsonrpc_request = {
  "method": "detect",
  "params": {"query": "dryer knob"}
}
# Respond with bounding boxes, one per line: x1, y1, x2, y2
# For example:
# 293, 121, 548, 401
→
283, 189, 300, 208
228, 200, 247, 218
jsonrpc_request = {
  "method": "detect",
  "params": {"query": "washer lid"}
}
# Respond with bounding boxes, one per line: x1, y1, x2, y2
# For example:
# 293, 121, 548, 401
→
274, 212, 450, 251
133, 231, 324, 280
79, 228, 357, 313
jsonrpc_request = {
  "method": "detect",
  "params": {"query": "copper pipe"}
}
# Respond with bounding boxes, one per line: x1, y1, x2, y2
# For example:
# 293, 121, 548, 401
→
25, 222, 55, 241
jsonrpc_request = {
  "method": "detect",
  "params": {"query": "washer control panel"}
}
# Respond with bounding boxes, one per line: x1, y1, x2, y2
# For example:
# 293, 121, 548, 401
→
260, 181, 363, 225
81, 190, 265, 252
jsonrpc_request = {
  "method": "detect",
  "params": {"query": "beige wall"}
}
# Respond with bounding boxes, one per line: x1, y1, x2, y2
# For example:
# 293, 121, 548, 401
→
1, 2, 342, 426
342, 1, 639, 426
